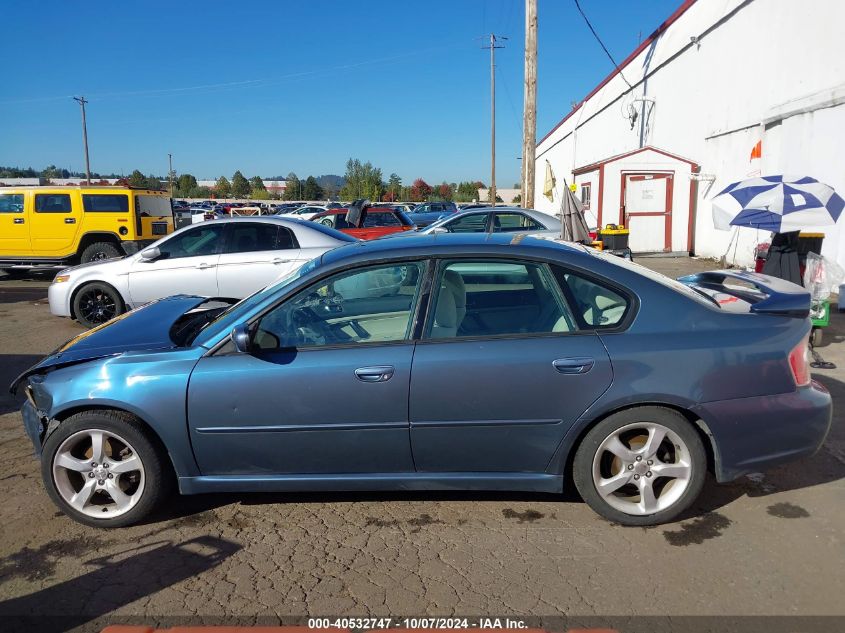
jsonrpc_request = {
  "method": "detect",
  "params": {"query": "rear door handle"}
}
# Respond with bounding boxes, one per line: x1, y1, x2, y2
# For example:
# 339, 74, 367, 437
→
64, 218, 76, 224
552, 357, 595, 374
354, 365, 395, 382
13, 218, 24, 224
272, 257, 291, 264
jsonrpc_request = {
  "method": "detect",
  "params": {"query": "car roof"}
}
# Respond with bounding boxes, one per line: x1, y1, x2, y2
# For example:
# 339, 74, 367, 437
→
320, 232, 587, 268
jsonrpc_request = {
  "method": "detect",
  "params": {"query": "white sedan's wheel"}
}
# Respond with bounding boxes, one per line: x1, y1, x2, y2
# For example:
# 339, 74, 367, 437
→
573, 407, 706, 526
52, 429, 145, 519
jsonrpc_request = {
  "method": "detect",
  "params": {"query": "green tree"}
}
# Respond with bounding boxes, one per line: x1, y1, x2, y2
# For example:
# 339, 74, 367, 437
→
302, 175, 324, 200
231, 171, 250, 198
251, 189, 270, 200
176, 174, 197, 195
283, 172, 301, 200
386, 173, 402, 201
249, 176, 266, 194
128, 170, 147, 188
215, 176, 232, 198
188, 186, 213, 198
340, 158, 384, 201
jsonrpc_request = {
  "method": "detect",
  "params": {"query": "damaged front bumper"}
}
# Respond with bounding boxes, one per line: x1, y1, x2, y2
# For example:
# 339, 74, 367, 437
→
21, 399, 47, 457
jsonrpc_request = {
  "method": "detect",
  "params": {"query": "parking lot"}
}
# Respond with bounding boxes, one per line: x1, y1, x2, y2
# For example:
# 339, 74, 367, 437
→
0, 257, 843, 631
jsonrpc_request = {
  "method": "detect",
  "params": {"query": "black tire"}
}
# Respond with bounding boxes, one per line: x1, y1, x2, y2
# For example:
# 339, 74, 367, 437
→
810, 328, 823, 347
72, 281, 125, 328
320, 217, 335, 227
572, 406, 707, 526
80, 241, 122, 264
41, 410, 172, 528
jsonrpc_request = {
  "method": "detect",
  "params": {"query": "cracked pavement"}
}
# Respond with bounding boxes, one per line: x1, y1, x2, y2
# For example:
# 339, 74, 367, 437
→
0, 257, 842, 628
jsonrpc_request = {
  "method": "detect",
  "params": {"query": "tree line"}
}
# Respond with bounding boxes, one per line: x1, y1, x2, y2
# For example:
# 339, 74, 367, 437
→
2, 161, 496, 203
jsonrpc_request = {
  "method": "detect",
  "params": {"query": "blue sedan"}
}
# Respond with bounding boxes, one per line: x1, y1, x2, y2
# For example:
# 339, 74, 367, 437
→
12, 234, 831, 527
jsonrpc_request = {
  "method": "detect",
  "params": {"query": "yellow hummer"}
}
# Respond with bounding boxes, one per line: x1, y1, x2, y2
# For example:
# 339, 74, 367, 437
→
0, 186, 173, 272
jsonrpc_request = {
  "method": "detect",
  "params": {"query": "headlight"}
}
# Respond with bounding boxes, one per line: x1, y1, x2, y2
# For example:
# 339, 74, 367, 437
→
53, 274, 70, 283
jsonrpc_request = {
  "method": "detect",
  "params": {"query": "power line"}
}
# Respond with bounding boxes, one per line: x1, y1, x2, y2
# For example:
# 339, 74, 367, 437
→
573, 0, 633, 89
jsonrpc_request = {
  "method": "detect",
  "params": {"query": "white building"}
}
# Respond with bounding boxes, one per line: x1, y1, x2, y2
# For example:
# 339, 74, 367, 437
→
534, 0, 845, 269
477, 188, 522, 204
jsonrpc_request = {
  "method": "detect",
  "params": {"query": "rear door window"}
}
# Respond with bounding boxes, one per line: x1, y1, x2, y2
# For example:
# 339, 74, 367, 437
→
425, 260, 576, 339
555, 269, 629, 328
224, 223, 299, 253
82, 194, 129, 212
363, 212, 401, 227
35, 194, 72, 213
492, 212, 543, 232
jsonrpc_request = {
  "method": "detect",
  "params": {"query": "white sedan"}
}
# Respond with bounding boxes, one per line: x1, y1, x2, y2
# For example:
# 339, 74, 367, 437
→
48, 217, 356, 328
275, 205, 328, 221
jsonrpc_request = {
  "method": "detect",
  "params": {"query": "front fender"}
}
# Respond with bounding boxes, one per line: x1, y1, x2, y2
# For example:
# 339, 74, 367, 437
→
38, 349, 203, 478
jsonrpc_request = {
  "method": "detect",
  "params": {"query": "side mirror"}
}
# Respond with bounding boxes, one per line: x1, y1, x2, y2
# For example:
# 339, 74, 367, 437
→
140, 246, 160, 261
431, 226, 448, 234
231, 323, 251, 353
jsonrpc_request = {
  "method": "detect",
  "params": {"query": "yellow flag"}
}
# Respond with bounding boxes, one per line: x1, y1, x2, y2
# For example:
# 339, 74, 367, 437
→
543, 161, 556, 201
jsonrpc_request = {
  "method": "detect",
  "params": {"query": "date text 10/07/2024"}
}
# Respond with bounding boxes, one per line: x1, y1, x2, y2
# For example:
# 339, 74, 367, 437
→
307, 618, 531, 629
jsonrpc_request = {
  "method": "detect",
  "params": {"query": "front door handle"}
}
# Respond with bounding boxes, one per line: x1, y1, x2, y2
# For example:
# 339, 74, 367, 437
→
196, 262, 215, 270
552, 357, 595, 375
13, 218, 24, 224
354, 365, 395, 383
272, 257, 291, 264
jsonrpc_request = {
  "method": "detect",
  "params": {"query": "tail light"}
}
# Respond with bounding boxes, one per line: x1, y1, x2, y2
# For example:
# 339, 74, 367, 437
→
788, 339, 811, 387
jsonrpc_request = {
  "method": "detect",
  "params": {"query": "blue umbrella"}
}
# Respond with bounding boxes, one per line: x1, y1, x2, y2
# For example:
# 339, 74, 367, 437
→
712, 175, 844, 232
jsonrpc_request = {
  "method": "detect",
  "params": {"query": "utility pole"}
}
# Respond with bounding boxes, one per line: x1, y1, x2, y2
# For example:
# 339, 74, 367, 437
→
168, 153, 174, 198
483, 33, 506, 207
521, 0, 537, 209
73, 96, 91, 184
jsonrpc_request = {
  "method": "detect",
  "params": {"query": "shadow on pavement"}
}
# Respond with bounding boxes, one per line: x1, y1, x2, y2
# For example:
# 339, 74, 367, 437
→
0, 355, 46, 415
0, 535, 241, 633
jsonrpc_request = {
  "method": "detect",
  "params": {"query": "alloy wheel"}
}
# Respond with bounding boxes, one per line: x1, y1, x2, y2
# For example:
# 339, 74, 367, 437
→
591, 421, 692, 516
77, 287, 118, 324
51, 429, 145, 519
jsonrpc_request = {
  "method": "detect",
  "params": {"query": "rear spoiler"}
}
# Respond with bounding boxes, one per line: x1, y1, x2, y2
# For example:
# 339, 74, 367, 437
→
677, 270, 810, 318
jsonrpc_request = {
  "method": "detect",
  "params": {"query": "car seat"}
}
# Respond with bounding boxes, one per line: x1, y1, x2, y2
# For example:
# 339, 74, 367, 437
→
431, 272, 467, 338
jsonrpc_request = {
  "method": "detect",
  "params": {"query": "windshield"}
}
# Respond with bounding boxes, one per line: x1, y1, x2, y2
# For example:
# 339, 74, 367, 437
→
137, 195, 173, 217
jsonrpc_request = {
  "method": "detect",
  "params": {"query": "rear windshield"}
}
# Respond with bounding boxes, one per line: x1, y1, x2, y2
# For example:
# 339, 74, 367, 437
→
587, 248, 716, 309
301, 220, 357, 242
136, 195, 173, 217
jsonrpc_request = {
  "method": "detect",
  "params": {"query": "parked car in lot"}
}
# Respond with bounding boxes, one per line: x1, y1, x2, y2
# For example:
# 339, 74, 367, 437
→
275, 205, 327, 221
311, 207, 416, 239
0, 186, 173, 273
413, 207, 561, 236
407, 201, 459, 227
13, 233, 831, 527
47, 216, 356, 328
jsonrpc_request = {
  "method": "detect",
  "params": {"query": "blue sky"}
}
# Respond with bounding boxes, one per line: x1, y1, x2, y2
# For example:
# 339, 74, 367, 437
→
0, 0, 680, 186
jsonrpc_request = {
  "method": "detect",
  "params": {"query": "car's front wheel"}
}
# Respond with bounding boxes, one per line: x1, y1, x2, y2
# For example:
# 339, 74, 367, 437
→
41, 410, 170, 528
573, 407, 706, 526
73, 281, 125, 328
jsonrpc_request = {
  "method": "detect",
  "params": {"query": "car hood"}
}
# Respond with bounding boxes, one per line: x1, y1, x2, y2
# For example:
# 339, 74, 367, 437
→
58, 256, 129, 276
9, 295, 210, 394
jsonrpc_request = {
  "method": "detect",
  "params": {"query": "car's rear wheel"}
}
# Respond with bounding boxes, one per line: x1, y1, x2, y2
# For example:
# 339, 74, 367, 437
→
73, 281, 124, 328
320, 217, 335, 227
80, 241, 122, 264
573, 407, 706, 526
41, 410, 170, 528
